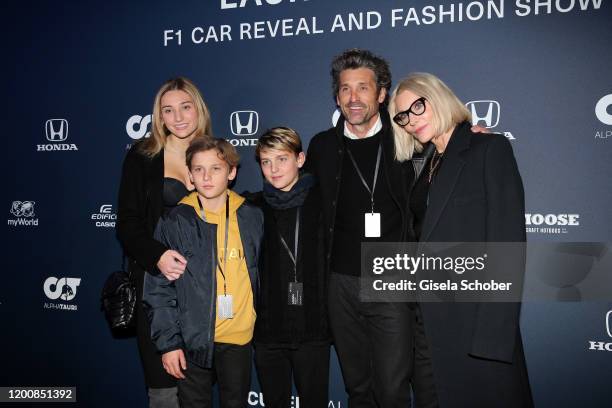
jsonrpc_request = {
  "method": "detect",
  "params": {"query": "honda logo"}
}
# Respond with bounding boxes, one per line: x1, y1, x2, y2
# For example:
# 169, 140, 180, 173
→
230, 111, 259, 136
45, 119, 69, 141
607, 310, 612, 338
466, 100, 500, 128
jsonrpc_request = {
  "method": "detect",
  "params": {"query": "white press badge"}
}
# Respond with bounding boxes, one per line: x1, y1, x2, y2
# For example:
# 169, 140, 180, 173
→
365, 212, 381, 237
346, 142, 383, 238
217, 294, 233, 319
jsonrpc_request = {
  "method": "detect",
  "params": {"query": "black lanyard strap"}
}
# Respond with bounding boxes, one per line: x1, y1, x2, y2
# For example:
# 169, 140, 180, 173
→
345, 142, 382, 213
278, 207, 300, 283
198, 194, 230, 295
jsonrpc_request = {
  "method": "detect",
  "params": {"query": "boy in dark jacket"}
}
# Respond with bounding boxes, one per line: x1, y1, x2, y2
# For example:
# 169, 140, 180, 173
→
143, 137, 263, 408
250, 127, 330, 407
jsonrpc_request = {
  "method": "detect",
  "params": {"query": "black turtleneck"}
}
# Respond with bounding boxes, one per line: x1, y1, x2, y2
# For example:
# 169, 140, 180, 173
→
332, 132, 403, 276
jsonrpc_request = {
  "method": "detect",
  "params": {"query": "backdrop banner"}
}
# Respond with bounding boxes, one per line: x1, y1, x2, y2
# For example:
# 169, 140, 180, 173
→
4, 0, 612, 407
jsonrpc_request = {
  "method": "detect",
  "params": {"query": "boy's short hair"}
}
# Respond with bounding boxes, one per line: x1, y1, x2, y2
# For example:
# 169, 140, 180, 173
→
186, 137, 240, 169
255, 127, 303, 161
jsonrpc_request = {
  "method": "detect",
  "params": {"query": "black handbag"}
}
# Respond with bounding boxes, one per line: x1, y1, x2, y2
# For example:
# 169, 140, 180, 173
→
101, 257, 137, 330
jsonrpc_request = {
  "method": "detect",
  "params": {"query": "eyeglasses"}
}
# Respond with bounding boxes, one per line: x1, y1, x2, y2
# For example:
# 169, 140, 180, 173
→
393, 97, 426, 126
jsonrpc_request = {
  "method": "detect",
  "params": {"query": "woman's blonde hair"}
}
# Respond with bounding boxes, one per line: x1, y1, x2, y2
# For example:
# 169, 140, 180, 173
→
389, 72, 471, 162
138, 77, 213, 157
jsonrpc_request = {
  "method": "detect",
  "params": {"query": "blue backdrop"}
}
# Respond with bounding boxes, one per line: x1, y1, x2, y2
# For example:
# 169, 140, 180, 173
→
3, 0, 612, 407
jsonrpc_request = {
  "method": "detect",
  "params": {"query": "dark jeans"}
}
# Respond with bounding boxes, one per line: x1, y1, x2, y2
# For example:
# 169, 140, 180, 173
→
328, 273, 413, 408
254, 342, 330, 408
411, 304, 439, 408
178, 342, 252, 408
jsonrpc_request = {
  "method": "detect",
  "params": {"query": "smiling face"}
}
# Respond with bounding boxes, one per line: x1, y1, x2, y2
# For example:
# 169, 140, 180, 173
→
394, 89, 437, 145
160, 90, 199, 140
188, 149, 236, 205
336, 67, 386, 137
259, 148, 305, 192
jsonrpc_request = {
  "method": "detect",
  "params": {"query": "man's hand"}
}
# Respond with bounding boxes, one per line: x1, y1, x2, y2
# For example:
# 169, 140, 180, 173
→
162, 349, 187, 379
157, 250, 187, 281
471, 125, 490, 134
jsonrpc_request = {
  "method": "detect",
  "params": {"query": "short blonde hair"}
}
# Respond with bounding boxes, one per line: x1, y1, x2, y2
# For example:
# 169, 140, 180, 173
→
139, 77, 213, 157
389, 72, 471, 162
255, 127, 303, 160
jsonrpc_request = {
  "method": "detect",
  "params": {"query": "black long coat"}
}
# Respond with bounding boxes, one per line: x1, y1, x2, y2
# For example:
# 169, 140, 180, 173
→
116, 144, 175, 388
416, 122, 534, 408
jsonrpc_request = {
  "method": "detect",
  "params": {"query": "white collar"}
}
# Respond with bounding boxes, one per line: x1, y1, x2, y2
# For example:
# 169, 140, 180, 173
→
343, 115, 382, 140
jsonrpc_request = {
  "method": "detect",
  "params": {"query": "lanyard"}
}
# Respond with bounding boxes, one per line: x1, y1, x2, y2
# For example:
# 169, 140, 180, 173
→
198, 194, 230, 295
277, 207, 300, 283
345, 142, 382, 214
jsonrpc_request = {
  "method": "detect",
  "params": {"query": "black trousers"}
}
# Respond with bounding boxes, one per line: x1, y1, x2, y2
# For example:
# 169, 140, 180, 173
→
328, 273, 413, 408
178, 342, 252, 408
410, 304, 439, 408
254, 342, 330, 408
135, 268, 176, 388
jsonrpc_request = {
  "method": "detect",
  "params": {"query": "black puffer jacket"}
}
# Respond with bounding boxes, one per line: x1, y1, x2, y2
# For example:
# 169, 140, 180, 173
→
142, 196, 263, 368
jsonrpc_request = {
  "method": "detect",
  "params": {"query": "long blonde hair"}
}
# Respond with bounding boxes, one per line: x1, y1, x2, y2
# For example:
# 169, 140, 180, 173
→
138, 77, 213, 157
389, 72, 471, 162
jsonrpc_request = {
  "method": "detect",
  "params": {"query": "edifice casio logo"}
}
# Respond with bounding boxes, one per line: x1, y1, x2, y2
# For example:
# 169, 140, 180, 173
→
465, 100, 515, 140
525, 212, 580, 235
8, 201, 39, 227
43, 277, 81, 311
587, 310, 612, 352
37, 119, 78, 151
227, 110, 259, 147
594, 94, 612, 140
91, 204, 116, 228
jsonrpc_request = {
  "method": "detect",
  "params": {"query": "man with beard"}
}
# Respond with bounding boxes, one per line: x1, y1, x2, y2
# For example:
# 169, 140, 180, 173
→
304, 49, 413, 407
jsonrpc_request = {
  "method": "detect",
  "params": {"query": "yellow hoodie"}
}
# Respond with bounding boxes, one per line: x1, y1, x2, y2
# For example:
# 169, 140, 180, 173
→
179, 191, 256, 345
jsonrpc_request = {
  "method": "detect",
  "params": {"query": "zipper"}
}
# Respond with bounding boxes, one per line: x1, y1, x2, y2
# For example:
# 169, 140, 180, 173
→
207, 224, 216, 343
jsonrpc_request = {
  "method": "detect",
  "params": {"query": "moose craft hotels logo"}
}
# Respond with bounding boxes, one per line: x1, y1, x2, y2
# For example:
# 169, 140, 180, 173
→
43, 276, 81, 311
587, 310, 612, 352
228, 110, 259, 147
8, 201, 39, 227
525, 212, 580, 235
37, 119, 78, 151
465, 100, 515, 140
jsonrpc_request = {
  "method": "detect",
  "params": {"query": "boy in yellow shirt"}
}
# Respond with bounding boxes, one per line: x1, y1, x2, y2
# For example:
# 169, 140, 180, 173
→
144, 137, 263, 408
